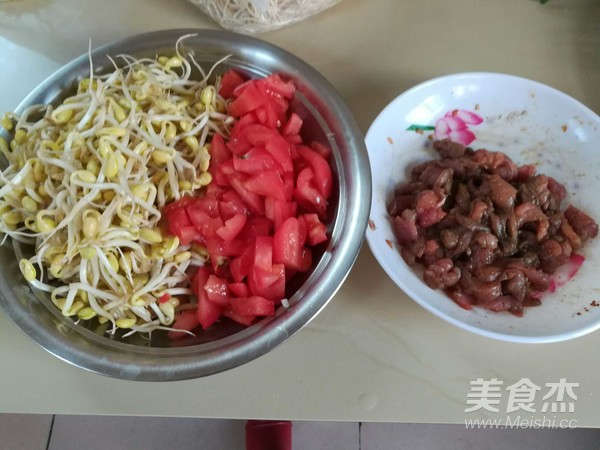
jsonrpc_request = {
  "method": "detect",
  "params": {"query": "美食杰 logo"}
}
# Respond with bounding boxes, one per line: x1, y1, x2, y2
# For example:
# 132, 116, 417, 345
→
464, 378, 579, 430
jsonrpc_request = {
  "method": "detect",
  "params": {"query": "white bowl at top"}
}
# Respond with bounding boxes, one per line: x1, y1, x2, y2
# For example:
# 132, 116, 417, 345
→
365, 72, 600, 343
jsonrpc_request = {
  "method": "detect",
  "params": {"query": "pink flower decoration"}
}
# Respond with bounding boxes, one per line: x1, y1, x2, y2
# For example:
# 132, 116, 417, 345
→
434, 109, 483, 146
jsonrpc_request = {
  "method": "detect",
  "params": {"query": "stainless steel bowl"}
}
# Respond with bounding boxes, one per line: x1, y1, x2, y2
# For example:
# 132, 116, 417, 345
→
0, 29, 370, 380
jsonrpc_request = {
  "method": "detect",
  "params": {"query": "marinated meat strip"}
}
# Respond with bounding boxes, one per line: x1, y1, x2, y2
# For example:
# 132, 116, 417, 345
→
433, 139, 468, 159
564, 205, 599, 241
482, 174, 517, 210
387, 138, 598, 316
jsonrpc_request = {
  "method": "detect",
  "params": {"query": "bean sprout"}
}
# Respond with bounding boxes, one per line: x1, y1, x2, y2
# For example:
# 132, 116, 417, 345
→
0, 36, 233, 335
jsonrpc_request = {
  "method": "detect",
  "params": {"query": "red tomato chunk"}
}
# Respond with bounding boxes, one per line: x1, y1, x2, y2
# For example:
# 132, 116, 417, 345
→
163, 71, 334, 335
167, 310, 199, 340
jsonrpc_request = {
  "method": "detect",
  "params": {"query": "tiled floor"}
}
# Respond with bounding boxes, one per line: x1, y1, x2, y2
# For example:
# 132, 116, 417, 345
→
1, 414, 599, 449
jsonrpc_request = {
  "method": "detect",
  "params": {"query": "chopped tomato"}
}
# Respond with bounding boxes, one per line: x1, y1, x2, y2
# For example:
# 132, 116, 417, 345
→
164, 207, 197, 245
265, 136, 293, 173
254, 106, 268, 125
273, 217, 312, 271
210, 133, 232, 165
219, 69, 247, 99
163, 203, 190, 226
222, 308, 255, 326
162, 196, 195, 215
230, 246, 254, 283
221, 189, 248, 207
294, 167, 328, 218
187, 209, 223, 239
230, 296, 275, 317
228, 282, 250, 298
193, 267, 211, 293
219, 191, 249, 220
233, 123, 279, 148
215, 158, 236, 178
211, 257, 230, 278
238, 216, 273, 242
281, 112, 303, 136
211, 158, 233, 187
285, 134, 302, 145
267, 103, 285, 129
228, 75, 292, 130
158, 293, 171, 304
191, 197, 220, 217
216, 213, 247, 242
197, 289, 223, 329
167, 310, 199, 340
254, 236, 273, 272
282, 172, 295, 200
204, 274, 230, 307
192, 268, 223, 329
265, 198, 297, 230
267, 93, 290, 116
177, 226, 198, 246
227, 135, 251, 156
233, 147, 281, 175
257, 74, 296, 99
244, 171, 288, 201
301, 213, 328, 246
297, 213, 308, 244
228, 114, 259, 154
248, 264, 285, 301
229, 174, 265, 215
161, 72, 335, 338
297, 145, 333, 199
256, 100, 285, 129
206, 237, 246, 258
205, 183, 228, 201
228, 82, 267, 117
232, 78, 254, 97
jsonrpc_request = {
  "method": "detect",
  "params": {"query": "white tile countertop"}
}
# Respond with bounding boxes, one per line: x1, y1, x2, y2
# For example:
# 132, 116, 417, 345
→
1, 0, 600, 425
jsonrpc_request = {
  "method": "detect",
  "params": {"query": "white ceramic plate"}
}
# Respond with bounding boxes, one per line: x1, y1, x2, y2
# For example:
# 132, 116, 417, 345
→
365, 72, 600, 343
